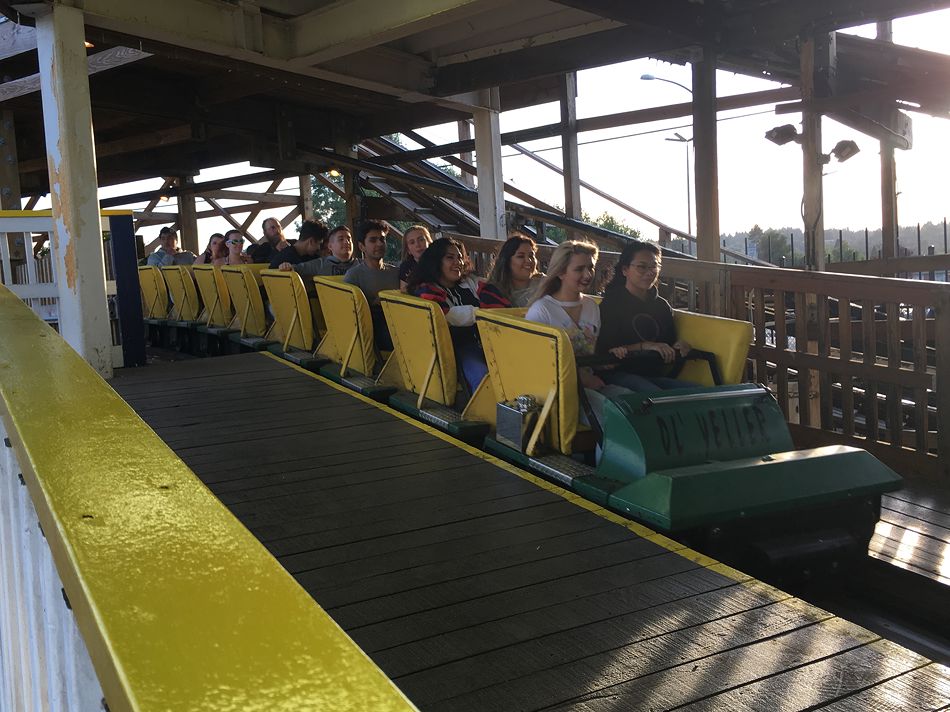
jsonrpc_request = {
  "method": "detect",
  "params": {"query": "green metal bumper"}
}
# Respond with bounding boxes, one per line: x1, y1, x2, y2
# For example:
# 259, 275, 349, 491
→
606, 445, 903, 531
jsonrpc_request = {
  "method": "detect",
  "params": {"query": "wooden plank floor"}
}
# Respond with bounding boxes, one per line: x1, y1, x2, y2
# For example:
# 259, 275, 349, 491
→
112, 353, 950, 711
871, 484, 950, 585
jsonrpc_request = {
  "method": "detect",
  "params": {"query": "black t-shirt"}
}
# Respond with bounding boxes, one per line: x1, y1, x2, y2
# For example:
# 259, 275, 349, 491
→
247, 241, 274, 264
596, 284, 677, 375
269, 245, 302, 268
398, 257, 418, 284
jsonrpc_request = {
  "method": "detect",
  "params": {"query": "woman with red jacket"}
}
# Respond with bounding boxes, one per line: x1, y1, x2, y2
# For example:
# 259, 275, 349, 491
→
407, 237, 487, 393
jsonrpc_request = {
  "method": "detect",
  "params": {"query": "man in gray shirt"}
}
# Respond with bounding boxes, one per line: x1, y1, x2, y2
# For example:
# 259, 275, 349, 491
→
146, 227, 197, 266
344, 220, 399, 349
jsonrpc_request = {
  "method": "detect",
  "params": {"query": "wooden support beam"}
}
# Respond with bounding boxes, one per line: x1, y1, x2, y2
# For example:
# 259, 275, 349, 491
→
195, 189, 298, 206
36, 5, 112, 376
473, 88, 505, 239
373, 86, 799, 166
314, 173, 346, 197
457, 121, 475, 188
204, 197, 259, 243
298, 175, 315, 222
800, 36, 827, 272
0, 110, 25, 260
177, 176, 199, 253
19, 125, 200, 174
402, 129, 562, 214
334, 140, 361, 231
100, 170, 296, 208
692, 53, 720, 266
239, 179, 283, 234
0, 45, 151, 103
559, 73, 582, 228
878, 21, 898, 271
279, 206, 301, 229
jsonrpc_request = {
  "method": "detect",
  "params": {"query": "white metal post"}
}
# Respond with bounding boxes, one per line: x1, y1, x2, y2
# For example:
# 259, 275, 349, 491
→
36, 5, 113, 378
473, 88, 505, 240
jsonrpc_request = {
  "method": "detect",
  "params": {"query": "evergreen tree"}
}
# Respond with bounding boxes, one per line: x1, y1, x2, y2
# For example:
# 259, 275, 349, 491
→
311, 173, 347, 228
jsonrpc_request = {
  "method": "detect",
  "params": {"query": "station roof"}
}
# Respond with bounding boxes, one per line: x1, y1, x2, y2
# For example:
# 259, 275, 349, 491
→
2, 0, 950, 195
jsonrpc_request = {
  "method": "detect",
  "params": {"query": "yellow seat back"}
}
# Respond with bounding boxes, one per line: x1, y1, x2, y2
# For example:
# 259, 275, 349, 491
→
138, 266, 169, 319
262, 269, 315, 351
314, 276, 376, 377
160, 266, 202, 321
378, 290, 457, 406
221, 264, 269, 338
192, 265, 233, 327
477, 310, 579, 455
674, 310, 753, 385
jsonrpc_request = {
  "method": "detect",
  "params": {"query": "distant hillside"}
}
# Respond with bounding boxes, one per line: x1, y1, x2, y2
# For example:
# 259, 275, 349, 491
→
720, 221, 949, 263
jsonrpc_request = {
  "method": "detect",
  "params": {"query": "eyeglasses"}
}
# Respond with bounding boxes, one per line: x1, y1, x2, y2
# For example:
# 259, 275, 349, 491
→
632, 262, 661, 273
226, 239, 244, 246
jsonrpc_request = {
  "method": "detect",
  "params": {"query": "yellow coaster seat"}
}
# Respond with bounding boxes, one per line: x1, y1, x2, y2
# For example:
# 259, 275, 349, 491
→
378, 290, 495, 443
221, 264, 279, 352
313, 277, 398, 401
260, 269, 328, 371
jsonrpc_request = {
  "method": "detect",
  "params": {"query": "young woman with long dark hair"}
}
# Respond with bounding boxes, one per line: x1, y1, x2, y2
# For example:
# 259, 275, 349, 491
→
595, 239, 694, 391
478, 234, 542, 308
408, 237, 487, 392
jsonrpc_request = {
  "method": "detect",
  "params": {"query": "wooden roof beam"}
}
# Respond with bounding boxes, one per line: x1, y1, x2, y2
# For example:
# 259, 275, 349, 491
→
289, 0, 507, 66
26, 0, 475, 107
375, 86, 798, 165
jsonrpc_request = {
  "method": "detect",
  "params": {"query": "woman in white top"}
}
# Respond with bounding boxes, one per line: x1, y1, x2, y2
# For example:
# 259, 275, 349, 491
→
525, 240, 631, 427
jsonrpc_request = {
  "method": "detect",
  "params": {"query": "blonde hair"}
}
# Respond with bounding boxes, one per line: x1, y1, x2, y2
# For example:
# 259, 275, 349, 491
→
532, 240, 598, 302
401, 225, 432, 261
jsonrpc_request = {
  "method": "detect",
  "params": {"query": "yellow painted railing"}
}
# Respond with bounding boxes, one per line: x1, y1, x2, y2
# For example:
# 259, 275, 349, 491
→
0, 284, 416, 712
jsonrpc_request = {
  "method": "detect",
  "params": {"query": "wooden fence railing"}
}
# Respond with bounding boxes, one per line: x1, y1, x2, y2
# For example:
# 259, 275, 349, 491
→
453, 233, 946, 481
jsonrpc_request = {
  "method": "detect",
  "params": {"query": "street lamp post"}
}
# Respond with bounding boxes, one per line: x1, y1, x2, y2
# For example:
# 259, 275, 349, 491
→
640, 73, 692, 96
642, 74, 694, 237
665, 133, 693, 236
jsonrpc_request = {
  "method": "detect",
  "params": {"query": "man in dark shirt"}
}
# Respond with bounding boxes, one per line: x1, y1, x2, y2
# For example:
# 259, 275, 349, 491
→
247, 217, 286, 264
269, 220, 328, 268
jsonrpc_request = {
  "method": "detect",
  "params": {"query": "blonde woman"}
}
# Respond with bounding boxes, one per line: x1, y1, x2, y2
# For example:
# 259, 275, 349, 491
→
398, 225, 432, 291
526, 240, 631, 425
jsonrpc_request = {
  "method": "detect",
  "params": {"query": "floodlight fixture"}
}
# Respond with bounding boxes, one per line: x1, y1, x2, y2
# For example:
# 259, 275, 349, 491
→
830, 139, 860, 163
765, 124, 801, 146
328, 168, 341, 178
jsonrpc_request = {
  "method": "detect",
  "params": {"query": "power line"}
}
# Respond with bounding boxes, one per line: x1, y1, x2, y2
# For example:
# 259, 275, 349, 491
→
498, 108, 776, 158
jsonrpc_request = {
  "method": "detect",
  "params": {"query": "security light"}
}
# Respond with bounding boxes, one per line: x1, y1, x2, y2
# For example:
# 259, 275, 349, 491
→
765, 124, 801, 146
830, 139, 860, 163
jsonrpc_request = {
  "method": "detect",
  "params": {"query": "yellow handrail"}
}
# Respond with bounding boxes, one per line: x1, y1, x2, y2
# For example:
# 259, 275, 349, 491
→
0, 284, 416, 712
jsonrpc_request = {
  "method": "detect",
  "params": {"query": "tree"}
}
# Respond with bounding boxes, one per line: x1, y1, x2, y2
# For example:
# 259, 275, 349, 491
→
311, 173, 346, 228
749, 226, 790, 264
593, 211, 639, 239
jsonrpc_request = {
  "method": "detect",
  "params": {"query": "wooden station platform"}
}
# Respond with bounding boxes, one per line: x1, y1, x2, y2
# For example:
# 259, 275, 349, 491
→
112, 353, 950, 711
872, 484, 950, 586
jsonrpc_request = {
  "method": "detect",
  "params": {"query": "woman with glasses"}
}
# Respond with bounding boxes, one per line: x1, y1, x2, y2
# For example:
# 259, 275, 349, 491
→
595, 239, 694, 391
407, 237, 487, 393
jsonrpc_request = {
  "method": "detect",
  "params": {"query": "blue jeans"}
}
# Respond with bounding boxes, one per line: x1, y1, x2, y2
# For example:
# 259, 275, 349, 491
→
601, 369, 697, 392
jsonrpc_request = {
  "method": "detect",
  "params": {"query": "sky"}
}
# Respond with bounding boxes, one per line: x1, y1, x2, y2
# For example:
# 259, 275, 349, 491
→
87, 8, 950, 247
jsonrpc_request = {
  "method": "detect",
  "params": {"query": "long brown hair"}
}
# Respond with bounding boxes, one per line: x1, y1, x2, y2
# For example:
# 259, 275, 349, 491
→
486, 234, 538, 300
